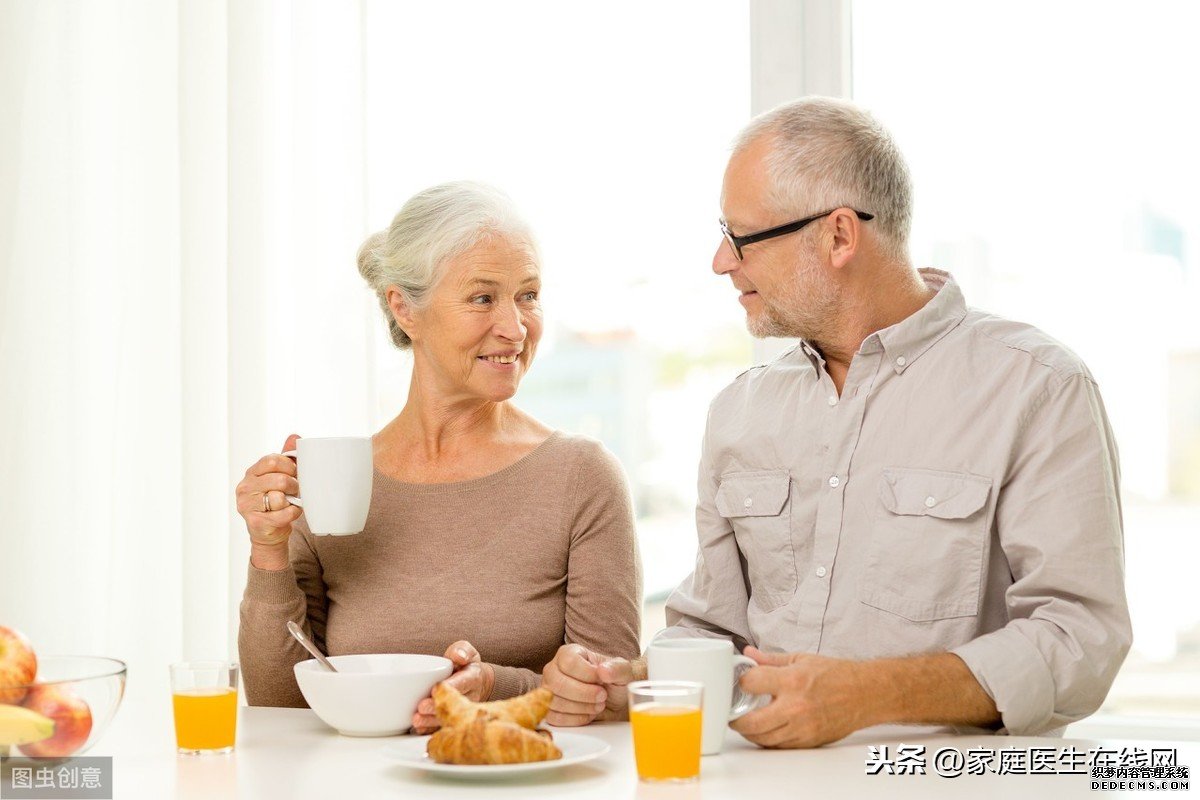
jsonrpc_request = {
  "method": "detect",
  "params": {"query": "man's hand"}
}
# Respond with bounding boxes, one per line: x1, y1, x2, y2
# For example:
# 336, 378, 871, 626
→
729, 647, 873, 749
542, 644, 645, 726
730, 648, 999, 748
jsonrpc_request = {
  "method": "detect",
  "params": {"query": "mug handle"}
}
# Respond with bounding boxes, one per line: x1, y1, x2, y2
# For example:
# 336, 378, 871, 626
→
281, 449, 302, 507
729, 654, 770, 720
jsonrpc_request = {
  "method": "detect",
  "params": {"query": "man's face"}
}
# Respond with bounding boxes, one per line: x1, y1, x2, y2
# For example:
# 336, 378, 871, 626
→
713, 137, 839, 341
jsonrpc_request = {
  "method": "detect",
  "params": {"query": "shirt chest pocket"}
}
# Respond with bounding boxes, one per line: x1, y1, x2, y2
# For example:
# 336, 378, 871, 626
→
860, 467, 993, 622
715, 470, 796, 610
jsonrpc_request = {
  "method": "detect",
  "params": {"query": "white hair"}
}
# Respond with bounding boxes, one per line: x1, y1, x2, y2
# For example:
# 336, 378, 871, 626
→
733, 96, 913, 262
357, 181, 537, 349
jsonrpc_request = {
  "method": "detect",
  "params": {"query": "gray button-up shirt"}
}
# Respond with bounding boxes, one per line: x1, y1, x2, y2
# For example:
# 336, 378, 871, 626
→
662, 269, 1132, 736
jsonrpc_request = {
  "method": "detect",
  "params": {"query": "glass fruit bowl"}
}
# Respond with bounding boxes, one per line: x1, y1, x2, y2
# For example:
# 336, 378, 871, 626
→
0, 655, 127, 760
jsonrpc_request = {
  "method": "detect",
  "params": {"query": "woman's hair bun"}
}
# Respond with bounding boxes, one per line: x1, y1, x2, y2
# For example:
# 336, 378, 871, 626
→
356, 230, 388, 282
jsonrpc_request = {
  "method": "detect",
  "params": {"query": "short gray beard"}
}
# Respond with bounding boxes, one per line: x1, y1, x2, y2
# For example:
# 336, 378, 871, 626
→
746, 256, 843, 343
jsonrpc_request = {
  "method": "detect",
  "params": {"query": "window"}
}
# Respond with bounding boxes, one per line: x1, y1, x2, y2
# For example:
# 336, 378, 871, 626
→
853, 0, 1200, 717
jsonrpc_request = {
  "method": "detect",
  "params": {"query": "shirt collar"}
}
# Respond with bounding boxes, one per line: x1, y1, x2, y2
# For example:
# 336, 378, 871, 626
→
863, 268, 967, 373
798, 339, 825, 369
797, 268, 968, 374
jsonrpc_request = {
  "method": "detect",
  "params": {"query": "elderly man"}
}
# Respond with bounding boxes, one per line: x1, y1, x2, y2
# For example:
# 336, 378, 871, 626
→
542, 96, 1131, 747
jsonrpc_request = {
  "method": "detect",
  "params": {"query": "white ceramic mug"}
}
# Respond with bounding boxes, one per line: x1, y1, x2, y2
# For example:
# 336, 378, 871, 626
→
283, 437, 373, 535
647, 637, 769, 755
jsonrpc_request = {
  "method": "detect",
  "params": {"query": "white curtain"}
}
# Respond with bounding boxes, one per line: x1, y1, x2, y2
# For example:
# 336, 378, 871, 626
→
0, 0, 377, 687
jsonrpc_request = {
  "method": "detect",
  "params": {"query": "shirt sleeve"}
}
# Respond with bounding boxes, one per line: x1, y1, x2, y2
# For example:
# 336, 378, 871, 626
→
557, 441, 644, 663
661, 404, 755, 652
950, 372, 1133, 734
237, 524, 329, 708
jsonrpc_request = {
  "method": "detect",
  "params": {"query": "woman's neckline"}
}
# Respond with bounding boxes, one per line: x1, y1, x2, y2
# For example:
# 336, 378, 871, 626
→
372, 430, 563, 494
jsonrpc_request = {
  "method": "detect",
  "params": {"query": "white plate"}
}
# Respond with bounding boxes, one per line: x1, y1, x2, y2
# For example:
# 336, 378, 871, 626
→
380, 731, 611, 778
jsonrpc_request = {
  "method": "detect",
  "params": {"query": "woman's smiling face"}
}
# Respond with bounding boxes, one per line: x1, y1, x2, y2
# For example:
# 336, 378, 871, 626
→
405, 236, 543, 403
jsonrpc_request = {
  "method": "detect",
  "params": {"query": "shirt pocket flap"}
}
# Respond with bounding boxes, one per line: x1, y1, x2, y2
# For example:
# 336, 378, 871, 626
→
879, 467, 992, 520
715, 470, 790, 518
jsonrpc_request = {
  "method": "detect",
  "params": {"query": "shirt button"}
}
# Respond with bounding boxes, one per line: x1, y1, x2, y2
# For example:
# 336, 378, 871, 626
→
828, 476, 840, 488
895, 356, 907, 367
815, 566, 828, 578
924, 496, 936, 508
827, 395, 838, 406
744, 497, 753, 508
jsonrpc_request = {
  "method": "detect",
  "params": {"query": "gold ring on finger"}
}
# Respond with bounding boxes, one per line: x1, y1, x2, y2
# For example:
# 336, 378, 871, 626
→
262, 493, 272, 513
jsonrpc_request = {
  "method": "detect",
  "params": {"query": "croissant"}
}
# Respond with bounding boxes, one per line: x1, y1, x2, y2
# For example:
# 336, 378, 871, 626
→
432, 682, 553, 730
427, 716, 562, 765
426, 683, 562, 765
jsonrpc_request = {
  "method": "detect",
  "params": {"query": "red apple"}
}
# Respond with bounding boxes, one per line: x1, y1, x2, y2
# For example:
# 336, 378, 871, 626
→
0, 625, 37, 704
17, 685, 92, 757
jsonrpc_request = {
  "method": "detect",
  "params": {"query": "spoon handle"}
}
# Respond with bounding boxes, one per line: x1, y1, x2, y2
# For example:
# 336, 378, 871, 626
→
287, 621, 338, 672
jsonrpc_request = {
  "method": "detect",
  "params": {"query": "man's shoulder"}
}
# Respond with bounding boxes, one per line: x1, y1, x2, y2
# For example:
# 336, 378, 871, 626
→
959, 308, 1094, 383
713, 345, 814, 406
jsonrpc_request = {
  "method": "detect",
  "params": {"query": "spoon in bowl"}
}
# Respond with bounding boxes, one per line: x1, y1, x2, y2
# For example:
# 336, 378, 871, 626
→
287, 621, 338, 673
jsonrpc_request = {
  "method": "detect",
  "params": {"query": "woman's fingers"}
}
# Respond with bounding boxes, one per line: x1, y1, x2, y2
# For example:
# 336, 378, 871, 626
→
237, 438, 304, 550
442, 666, 480, 695
237, 438, 301, 513
235, 480, 300, 526
237, 491, 303, 522
412, 697, 438, 731
411, 710, 440, 735
237, 473, 300, 505
262, 490, 290, 514
246, 453, 297, 479
255, 505, 303, 526
444, 640, 481, 666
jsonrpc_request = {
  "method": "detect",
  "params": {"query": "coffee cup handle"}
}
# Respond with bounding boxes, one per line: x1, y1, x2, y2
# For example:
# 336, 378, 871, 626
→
281, 449, 302, 507
729, 654, 770, 721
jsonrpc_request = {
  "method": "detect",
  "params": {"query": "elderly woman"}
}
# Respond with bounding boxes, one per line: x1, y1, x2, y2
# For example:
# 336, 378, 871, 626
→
236, 182, 642, 731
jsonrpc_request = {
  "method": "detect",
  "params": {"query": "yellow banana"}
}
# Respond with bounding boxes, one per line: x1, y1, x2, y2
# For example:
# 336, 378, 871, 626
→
0, 703, 55, 746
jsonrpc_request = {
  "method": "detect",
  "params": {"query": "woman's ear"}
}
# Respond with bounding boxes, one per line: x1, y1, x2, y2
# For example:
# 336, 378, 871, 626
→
386, 286, 417, 343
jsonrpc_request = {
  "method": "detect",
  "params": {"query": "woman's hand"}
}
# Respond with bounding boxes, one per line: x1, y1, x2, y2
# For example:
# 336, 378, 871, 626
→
235, 434, 304, 570
411, 641, 496, 734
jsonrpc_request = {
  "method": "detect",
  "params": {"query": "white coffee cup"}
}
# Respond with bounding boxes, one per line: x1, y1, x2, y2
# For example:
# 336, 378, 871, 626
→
283, 436, 373, 535
647, 637, 768, 755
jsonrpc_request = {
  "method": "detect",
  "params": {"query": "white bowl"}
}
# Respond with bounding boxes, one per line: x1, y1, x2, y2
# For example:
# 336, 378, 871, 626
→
294, 654, 452, 737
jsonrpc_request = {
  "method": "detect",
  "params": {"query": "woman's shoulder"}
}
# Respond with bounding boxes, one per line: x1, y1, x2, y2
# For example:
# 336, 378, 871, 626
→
548, 433, 635, 536
545, 429, 614, 462
542, 431, 628, 487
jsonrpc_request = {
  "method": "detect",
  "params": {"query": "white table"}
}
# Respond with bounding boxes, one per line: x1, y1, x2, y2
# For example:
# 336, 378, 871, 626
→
94, 686, 1197, 799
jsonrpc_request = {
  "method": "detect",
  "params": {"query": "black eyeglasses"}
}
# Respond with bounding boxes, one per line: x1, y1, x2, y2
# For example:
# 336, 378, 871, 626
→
719, 208, 875, 261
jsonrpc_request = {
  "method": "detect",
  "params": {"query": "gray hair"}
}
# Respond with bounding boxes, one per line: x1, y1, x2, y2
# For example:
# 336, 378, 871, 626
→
733, 96, 912, 262
357, 181, 537, 349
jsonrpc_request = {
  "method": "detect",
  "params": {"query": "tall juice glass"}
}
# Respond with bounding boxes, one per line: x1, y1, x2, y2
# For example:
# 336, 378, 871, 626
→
628, 680, 703, 783
170, 661, 238, 755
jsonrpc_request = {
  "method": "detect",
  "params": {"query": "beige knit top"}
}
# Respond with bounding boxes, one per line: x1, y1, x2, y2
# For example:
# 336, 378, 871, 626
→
238, 431, 643, 706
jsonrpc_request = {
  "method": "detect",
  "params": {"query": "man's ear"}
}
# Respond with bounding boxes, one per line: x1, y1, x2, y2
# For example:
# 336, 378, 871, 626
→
386, 286, 417, 342
827, 208, 862, 271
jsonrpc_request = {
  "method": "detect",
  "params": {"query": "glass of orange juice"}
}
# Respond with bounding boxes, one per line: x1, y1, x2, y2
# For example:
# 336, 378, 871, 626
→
628, 680, 703, 783
170, 661, 239, 755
